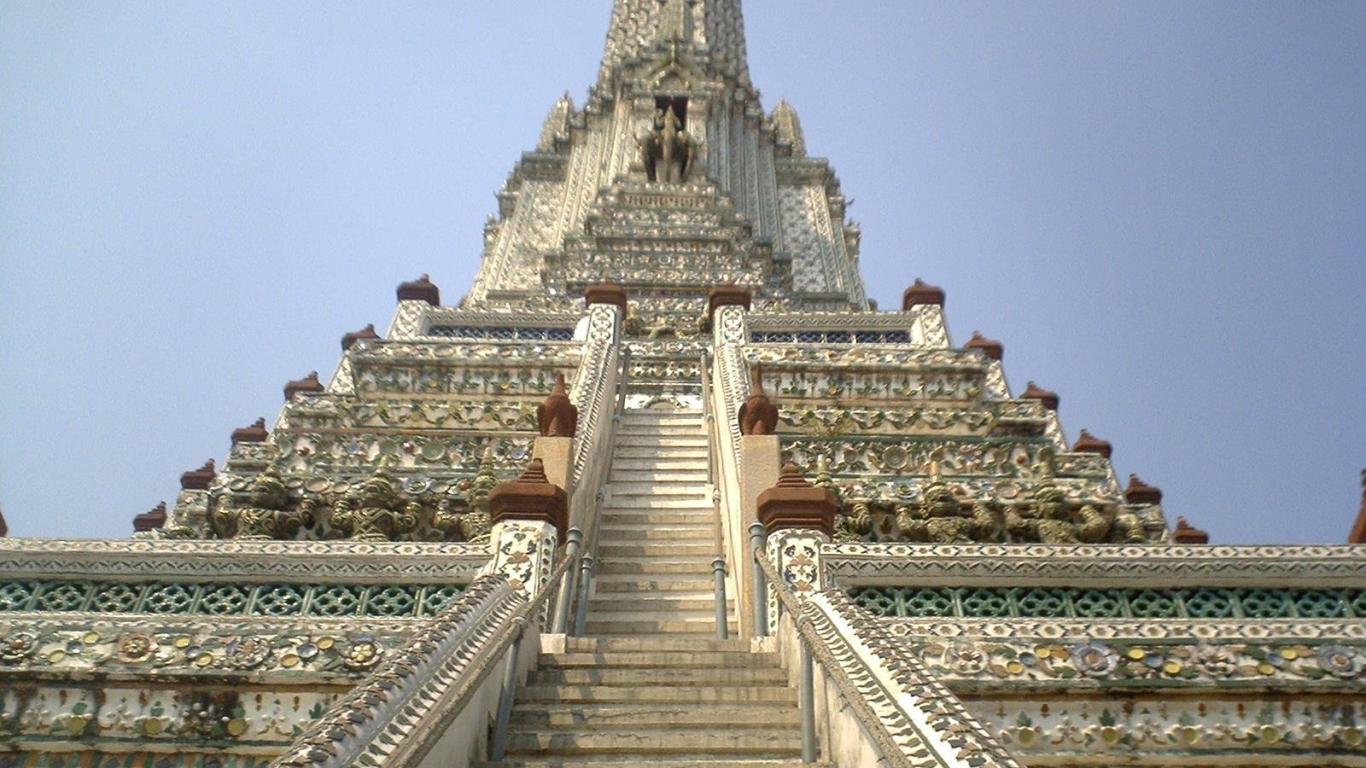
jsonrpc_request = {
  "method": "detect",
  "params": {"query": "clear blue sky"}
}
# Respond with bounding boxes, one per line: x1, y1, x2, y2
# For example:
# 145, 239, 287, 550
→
2, 1, 1363, 543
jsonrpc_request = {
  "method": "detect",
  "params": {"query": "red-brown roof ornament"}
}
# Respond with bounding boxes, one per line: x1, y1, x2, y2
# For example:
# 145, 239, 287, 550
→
133, 501, 168, 533
738, 366, 779, 436
180, 459, 216, 490
1021, 381, 1060, 411
231, 418, 269, 445
396, 273, 440, 306
0, 506, 8, 537
964, 331, 1003, 361
1124, 474, 1163, 505
583, 283, 628, 315
341, 323, 380, 351
1349, 469, 1366, 544
1072, 429, 1113, 459
537, 373, 578, 438
901, 278, 945, 310
756, 463, 839, 537
284, 371, 324, 401
1171, 517, 1210, 544
488, 458, 569, 538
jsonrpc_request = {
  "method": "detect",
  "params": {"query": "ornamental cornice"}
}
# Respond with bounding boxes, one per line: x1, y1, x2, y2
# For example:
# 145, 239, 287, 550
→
824, 543, 1366, 588
747, 345, 986, 371
418, 308, 583, 328
0, 538, 491, 584
748, 311, 915, 331
0, 614, 416, 682
348, 341, 581, 366
881, 617, 1366, 642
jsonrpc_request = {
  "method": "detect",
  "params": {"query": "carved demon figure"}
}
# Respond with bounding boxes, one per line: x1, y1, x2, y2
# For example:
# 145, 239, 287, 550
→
212, 467, 308, 540
895, 480, 998, 544
331, 466, 419, 541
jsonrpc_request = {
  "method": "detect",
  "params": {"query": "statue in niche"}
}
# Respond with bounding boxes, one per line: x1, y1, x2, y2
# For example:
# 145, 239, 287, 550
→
638, 104, 697, 183
211, 467, 309, 540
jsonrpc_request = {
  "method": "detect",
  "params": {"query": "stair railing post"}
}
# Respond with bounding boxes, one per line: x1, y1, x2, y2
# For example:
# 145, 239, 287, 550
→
551, 527, 582, 634
571, 554, 595, 636
488, 619, 527, 762
749, 522, 768, 637
711, 556, 729, 640
800, 642, 817, 763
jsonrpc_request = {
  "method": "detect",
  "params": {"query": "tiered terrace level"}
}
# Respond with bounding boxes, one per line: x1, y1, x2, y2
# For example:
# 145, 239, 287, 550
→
1, 2, 1362, 767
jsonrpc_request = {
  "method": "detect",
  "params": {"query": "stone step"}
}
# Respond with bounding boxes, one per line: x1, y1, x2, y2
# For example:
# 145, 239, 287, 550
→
480, 754, 825, 759
540, 652, 775, 670
478, 761, 827, 768
595, 560, 715, 576
594, 576, 717, 593
615, 436, 709, 447
582, 619, 727, 635
607, 483, 710, 497
619, 410, 702, 419
585, 607, 729, 623
611, 458, 709, 471
598, 542, 719, 558
528, 666, 787, 686
601, 498, 713, 510
598, 525, 714, 541
504, 729, 802, 756
565, 636, 752, 653
599, 511, 714, 526
588, 596, 733, 613
518, 684, 795, 705
616, 426, 705, 436
607, 471, 709, 483
508, 703, 798, 729
612, 447, 709, 459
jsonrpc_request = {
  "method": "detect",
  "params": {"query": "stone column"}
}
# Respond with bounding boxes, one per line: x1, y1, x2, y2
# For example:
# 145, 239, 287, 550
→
757, 463, 837, 632
488, 459, 567, 598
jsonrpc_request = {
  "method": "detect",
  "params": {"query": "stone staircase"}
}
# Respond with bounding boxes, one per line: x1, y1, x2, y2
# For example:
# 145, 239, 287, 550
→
485, 405, 814, 766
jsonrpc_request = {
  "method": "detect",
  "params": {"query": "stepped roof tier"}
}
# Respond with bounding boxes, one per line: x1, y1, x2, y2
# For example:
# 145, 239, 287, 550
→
1, 2, 1362, 768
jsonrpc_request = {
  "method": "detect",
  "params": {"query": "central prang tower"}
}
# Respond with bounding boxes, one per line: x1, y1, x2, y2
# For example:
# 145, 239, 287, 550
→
6, 3, 1361, 768
468, 0, 867, 330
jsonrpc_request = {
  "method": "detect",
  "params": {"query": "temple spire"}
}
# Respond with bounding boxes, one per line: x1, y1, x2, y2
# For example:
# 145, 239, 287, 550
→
599, 0, 751, 86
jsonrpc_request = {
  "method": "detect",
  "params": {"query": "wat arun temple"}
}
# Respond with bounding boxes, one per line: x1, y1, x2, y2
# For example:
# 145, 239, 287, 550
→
2, 2, 1363, 767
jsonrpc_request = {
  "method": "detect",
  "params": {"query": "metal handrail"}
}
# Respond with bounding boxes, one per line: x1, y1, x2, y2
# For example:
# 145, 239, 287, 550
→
753, 547, 924, 768
488, 553, 577, 761
566, 345, 631, 635
700, 348, 730, 639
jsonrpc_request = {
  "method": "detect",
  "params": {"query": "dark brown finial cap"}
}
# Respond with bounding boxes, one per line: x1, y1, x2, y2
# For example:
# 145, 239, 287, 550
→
396, 274, 440, 306
1021, 381, 1060, 411
1351, 469, 1366, 544
1124, 474, 1163, 505
583, 283, 628, 315
488, 458, 569, 538
706, 286, 752, 320
902, 278, 945, 310
537, 372, 578, 438
1072, 429, 1113, 459
230, 418, 269, 445
0, 506, 8, 537
1172, 517, 1209, 545
964, 331, 1004, 361
180, 459, 216, 490
341, 323, 380, 351
133, 501, 168, 533
284, 371, 324, 401
756, 463, 838, 537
